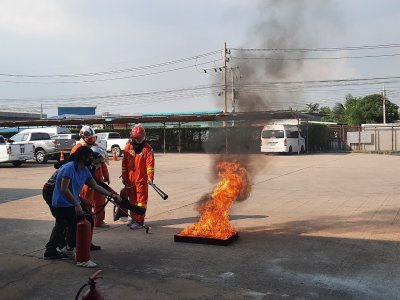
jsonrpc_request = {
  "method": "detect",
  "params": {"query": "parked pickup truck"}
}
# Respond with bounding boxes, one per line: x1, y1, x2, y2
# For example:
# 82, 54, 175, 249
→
96, 132, 129, 157
9, 131, 62, 164
50, 133, 79, 160
0, 135, 35, 167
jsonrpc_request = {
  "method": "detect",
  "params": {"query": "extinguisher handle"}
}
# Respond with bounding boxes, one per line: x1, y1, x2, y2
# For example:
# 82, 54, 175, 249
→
90, 270, 103, 281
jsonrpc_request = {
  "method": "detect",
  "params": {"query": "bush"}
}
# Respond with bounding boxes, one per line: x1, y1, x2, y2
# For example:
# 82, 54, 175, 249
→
306, 124, 329, 150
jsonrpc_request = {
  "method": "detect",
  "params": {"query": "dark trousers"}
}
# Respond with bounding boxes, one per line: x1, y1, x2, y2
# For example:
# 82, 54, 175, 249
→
45, 201, 94, 252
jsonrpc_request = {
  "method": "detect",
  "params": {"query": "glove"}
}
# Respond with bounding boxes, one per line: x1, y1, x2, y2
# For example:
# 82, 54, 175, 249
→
110, 193, 122, 204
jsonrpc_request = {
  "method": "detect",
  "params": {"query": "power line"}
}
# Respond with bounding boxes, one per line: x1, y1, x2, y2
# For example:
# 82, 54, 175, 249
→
230, 43, 400, 52
0, 50, 222, 78
0, 60, 220, 84
0, 83, 222, 102
231, 53, 400, 61
236, 75, 400, 86
2, 75, 400, 103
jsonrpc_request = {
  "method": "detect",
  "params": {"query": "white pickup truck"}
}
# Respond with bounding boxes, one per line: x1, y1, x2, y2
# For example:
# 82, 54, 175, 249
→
96, 132, 129, 157
0, 135, 35, 167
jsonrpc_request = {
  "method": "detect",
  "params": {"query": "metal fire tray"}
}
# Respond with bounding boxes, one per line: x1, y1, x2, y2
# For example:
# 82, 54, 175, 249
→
174, 232, 239, 246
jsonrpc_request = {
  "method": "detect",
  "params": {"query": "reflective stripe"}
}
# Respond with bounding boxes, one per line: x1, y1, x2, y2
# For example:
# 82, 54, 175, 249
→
147, 167, 154, 171
137, 203, 147, 208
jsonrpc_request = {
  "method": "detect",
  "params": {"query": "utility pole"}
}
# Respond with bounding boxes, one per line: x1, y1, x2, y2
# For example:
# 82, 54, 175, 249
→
223, 42, 227, 113
40, 104, 43, 119
231, 67, 235, 113
297, 110, 300, 155
223, 42, 228, 154
382, 86, 386, 124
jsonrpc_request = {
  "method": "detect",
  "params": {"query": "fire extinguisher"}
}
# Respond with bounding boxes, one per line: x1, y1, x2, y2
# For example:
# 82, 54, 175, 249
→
75, 270, 104, 300
76, 216, 91, 263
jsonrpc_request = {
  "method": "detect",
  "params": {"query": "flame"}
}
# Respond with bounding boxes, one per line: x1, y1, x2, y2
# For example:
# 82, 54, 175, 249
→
178, 160, 249, 240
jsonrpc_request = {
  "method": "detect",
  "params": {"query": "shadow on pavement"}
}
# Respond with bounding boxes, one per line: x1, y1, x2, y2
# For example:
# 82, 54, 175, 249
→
0, 188, 42, 203
1, 208, 400, 299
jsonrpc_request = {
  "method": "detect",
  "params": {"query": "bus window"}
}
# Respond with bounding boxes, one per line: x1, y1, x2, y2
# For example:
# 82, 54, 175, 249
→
262, 130, 284, 138
286, 131, 300, 138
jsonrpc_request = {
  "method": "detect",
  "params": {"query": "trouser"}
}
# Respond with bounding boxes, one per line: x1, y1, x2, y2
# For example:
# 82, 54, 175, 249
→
46, 201, 94, 250
45, 205, 66, 252
125, 181, 148, 223
43, 189, 66, 252
81, 185, 106, 226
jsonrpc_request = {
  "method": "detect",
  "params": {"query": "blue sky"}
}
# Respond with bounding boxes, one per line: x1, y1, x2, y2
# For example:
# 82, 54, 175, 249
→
1, 0, 400, 116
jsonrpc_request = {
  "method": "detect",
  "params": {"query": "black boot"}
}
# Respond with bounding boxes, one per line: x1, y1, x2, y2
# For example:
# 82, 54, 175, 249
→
90, 243, 101, 251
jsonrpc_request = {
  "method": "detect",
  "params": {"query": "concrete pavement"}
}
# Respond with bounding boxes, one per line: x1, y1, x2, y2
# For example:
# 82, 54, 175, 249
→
1, 153, 400, 299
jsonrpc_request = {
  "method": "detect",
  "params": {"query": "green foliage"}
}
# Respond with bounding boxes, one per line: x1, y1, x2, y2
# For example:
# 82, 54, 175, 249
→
304, 102, 320, 113
306, 124, 329, 150
344, 94, 399, 124
320, 106, 334, 122
315, 93, 399, 125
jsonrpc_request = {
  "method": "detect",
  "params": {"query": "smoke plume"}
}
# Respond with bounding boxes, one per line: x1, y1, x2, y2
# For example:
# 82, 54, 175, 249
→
202, 0, 339, 204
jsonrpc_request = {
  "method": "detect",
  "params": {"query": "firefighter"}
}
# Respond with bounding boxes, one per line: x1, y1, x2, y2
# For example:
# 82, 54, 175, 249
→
71, 125, 110, 228
121, 124, 154, 229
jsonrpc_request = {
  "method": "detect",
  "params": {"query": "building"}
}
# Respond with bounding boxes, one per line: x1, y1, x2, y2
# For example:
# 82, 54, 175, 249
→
57, 106, 96, 116
0, 111, 46, 122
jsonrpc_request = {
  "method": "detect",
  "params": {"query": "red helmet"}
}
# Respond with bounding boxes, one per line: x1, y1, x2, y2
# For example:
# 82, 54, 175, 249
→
130, 124, 146, 143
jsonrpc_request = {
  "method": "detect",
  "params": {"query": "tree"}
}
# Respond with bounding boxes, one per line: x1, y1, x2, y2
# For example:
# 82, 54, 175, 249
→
320, 106, 334, 122
332, 102, 346, 124
345, 94, 398, 125
304, 102, 320, 113
304, 93, 399, 125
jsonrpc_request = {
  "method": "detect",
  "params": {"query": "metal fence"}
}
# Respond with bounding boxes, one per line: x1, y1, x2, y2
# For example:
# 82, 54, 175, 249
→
145, 126, 262, 154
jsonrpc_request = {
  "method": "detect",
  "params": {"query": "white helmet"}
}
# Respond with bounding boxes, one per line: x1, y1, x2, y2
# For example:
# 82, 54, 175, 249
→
91, 145, 108, 165
79, 125, 96, 138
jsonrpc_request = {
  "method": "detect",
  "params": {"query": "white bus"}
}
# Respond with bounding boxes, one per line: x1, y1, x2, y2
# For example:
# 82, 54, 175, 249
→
261, 124, 305, 154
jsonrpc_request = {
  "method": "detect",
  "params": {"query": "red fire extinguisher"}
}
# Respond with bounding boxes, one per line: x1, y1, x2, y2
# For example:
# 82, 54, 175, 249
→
75, 270, 104, 300
76, 216, 91, 263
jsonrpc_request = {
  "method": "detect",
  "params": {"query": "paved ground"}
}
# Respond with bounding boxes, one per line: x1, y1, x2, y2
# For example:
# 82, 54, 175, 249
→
1, 153, 400, 299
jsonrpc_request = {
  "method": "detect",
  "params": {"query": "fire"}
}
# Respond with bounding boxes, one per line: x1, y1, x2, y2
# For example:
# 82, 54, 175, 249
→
178, 160, 249, 240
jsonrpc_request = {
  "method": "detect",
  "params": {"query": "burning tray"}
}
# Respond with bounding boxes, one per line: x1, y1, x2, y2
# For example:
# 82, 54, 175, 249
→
174, 232, 239, 246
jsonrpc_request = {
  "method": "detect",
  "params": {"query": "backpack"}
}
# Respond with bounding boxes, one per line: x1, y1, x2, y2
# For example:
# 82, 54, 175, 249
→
42, 170, 59, 207
42, 159, 68, 207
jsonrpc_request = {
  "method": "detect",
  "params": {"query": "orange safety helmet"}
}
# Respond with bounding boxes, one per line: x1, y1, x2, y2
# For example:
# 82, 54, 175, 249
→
130, 124, 146, 143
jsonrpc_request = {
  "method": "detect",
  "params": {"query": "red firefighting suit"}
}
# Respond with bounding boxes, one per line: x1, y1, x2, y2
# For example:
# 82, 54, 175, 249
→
121, 141, 154, 223
71, 140, 110, 227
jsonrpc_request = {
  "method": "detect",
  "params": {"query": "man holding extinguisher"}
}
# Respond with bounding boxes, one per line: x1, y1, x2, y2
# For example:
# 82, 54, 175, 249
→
121, 124, 155, 230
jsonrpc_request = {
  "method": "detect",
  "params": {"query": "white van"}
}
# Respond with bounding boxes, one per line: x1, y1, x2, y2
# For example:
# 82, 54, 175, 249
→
19, 126, 71, 136
261, 124, 305, 154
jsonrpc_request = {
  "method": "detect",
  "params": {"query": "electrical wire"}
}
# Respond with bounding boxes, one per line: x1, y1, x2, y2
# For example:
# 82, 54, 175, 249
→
230, 43, 400, 52
0, 60, 221, 84
0, 50, 222, 78
230, 53, 400, 61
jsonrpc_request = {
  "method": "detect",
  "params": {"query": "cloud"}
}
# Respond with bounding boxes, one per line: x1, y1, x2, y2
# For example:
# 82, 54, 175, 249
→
0, 0, 74, 36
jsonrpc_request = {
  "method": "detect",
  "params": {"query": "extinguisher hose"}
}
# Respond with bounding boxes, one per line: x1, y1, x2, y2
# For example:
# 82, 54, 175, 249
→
84, 179, 117, 216
87, 198, 111, 216
75, 283, 88, 300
